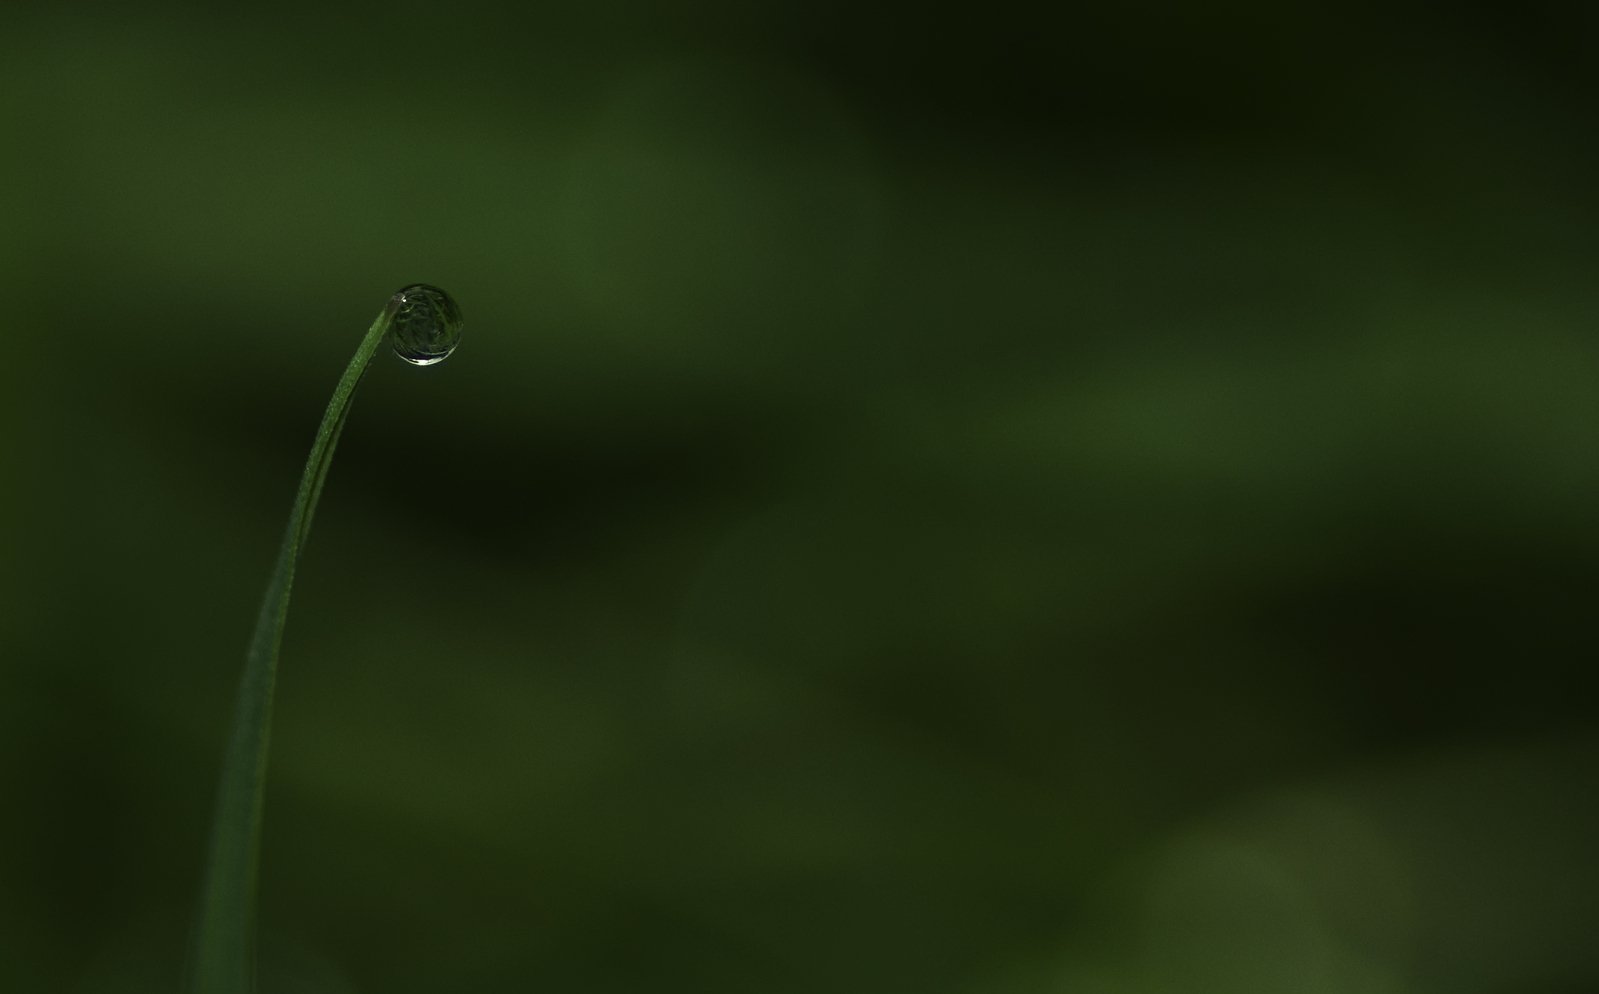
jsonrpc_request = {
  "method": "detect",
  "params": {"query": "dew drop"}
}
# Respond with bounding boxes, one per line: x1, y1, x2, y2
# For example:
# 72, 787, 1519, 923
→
390, 284, 464, 366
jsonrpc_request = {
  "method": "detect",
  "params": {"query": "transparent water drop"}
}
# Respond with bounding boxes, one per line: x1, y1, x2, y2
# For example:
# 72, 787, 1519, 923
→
390, 284, 463, 366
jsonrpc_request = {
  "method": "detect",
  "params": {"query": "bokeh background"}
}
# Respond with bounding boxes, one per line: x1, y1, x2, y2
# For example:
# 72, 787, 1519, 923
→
4, 3, 1599, 992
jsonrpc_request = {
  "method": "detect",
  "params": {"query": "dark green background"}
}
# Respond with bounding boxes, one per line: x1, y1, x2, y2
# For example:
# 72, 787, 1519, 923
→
4, 3, 1598, 992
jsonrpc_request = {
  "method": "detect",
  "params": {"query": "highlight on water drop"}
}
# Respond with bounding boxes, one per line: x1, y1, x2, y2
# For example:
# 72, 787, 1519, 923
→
390, 284, 464, 366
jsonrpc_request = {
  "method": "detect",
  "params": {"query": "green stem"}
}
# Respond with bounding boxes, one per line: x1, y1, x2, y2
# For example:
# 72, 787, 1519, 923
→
189, 295, 401, 994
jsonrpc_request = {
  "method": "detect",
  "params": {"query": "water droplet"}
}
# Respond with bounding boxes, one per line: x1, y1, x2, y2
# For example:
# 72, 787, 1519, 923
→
390, 284, 463, 366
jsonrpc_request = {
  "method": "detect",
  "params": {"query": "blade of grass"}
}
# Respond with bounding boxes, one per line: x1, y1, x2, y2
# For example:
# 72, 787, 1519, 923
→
188, 294, 402, 994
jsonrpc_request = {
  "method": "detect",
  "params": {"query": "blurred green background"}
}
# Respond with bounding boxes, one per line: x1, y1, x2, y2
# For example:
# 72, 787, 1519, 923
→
4, 2, 1599, 992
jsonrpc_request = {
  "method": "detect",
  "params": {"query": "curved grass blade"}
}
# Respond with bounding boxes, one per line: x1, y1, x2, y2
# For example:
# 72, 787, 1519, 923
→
187, 292, 408, 994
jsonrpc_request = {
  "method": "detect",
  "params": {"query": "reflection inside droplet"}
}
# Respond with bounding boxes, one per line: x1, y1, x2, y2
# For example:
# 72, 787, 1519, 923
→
390, 284, 463, 366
